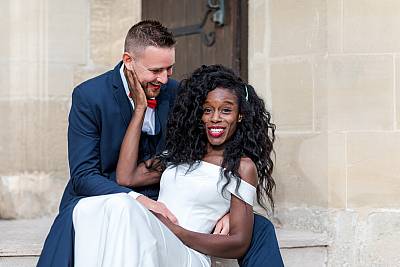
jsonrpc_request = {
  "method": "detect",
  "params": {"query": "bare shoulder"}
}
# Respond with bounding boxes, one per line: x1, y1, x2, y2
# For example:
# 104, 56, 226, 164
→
238, 157, 257, 187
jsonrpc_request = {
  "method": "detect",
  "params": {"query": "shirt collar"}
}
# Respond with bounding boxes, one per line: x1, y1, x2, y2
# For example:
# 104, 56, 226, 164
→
119, 63, 135, 109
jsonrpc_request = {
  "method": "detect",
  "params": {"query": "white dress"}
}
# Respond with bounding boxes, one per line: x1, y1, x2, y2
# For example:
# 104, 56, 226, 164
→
72, 161, 256, 267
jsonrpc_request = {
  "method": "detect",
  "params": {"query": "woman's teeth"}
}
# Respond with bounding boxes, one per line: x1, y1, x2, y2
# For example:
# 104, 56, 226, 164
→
210, 128, 223, 134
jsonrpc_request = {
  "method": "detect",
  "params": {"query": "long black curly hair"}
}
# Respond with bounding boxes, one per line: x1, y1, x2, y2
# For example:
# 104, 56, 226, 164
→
161, 64, 276, 211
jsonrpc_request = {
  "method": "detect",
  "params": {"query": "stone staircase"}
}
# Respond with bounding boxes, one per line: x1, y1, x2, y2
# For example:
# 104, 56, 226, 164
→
0, 217, 328, 267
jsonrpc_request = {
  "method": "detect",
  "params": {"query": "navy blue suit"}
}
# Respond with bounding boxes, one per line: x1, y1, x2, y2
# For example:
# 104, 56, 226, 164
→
37, 62, 283, 267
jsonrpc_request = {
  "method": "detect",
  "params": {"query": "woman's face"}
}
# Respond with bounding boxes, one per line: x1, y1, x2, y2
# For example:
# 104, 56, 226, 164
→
201, 87, 241, 147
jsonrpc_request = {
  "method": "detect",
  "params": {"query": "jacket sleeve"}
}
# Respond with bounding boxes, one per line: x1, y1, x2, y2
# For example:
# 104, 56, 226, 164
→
67, 86, 131, 196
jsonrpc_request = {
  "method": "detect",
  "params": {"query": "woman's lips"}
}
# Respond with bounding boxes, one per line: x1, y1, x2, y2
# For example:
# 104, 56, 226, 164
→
208, 126, 225, 138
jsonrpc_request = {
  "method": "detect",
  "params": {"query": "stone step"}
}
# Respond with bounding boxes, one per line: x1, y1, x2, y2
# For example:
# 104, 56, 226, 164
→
0, 217, 328, 267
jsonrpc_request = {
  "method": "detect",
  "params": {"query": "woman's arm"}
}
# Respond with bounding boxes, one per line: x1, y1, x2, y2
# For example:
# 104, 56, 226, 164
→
116, 67, 150, 187
115, 67, 177, 223
156, 158, 257, 258
116, 67, 161, 187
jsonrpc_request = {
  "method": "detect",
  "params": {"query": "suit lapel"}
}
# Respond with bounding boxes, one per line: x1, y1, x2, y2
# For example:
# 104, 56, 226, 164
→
154, 83, 170, 135
112, 62, 132, 127
154, 103, 164, 135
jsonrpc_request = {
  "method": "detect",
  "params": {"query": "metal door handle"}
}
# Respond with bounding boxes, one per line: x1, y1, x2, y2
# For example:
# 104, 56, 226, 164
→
171, 0, 225, 47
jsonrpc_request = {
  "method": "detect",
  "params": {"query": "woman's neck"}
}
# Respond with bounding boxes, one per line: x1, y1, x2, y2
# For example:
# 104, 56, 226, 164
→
203, 144, 225, 166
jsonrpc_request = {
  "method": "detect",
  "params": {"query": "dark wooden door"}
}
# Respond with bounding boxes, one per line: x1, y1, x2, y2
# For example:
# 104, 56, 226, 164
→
142, 0, 248, 81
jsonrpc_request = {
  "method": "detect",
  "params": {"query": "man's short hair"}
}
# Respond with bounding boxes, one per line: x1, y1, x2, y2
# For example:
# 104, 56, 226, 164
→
124, 20, 176, 55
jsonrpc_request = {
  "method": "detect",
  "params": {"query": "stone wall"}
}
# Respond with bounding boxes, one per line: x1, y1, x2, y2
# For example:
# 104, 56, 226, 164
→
0, 0, 141, 218
249, 0, 400, 266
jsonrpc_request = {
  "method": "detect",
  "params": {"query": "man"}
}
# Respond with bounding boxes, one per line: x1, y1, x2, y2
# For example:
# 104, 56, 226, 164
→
38, 20, 283, 267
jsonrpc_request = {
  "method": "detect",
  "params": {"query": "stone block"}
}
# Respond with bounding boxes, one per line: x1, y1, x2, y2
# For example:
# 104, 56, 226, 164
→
0, 99, 69, 177
327, 0, 342, 53
0, 101, 11, 173
347, 132, 400, 208
90, 0, 113, 66
274, 133, 328, 208
47, 0, 88, 64
270, 0, 326, 56
249, 0, 268, 55
358, 212, 400, 266
326, 55, 393, 131
313, 56, 328, 131
327, 210, 358, 266
396, 56, 400, 130
343, 0, 400, 53
274, 207, 329, 234
271, 60, 313, 131
281, 247, 327, 267
6, 0, 87, 64
109, 0, 141, 63
0, 257, 38, 267
7, 0, 42, 63
1, 62, 74, 99
0, 1, 9, 62
0, 174, 65, 219
327, 133, 346, 208
90, 0, 140, 67
248, 56, 271, 108
0, 64, 9, 99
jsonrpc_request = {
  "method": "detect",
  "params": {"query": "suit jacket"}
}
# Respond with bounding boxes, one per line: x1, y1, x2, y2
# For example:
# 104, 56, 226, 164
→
37, 62, 179, 267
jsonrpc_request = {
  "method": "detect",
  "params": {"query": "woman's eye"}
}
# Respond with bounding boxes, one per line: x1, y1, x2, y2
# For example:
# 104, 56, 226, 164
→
222, 108, 232, 113
203, 108, 212, 113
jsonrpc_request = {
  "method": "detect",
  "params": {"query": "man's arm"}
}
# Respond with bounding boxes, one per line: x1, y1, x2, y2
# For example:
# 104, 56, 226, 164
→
68, 86, 131, 196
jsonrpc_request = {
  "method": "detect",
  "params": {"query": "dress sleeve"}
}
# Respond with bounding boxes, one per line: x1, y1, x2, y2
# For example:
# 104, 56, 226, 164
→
225, 179, 256, 206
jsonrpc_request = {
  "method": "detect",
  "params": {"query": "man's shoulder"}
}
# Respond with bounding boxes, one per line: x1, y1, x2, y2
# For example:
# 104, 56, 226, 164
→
75, 69, 114, 93
73, 63, 122, 96
160, 78, 179, 97
165, 78, 179, 90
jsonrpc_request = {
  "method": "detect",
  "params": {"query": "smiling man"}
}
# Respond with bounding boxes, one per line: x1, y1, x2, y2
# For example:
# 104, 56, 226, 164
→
37, 20, 180, 267
37, 20, 283, 267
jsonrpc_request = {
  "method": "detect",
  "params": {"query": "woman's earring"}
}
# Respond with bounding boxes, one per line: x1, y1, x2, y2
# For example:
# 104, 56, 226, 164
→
238, 115, 243, 122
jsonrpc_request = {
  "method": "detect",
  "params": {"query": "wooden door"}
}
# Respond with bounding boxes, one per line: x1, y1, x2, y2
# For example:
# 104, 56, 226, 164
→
142, 0, 248, 81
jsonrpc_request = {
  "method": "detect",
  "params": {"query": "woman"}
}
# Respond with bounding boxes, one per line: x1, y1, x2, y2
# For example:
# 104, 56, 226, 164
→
73, 65, 276, 266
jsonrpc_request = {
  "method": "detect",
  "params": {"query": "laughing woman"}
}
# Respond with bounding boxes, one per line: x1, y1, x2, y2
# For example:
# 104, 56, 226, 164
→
72, 64, 281, 267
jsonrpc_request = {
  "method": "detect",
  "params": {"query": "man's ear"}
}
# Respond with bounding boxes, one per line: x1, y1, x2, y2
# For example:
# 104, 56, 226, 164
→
122, 52, 134, 71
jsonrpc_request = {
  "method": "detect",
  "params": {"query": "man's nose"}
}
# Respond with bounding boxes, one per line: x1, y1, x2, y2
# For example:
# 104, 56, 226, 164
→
157, 70, 169, 84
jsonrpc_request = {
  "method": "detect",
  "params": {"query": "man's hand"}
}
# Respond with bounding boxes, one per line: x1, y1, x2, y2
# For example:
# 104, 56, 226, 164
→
136, 195, 178, 224
213, 212, 230, 235
124, 66, 147, 110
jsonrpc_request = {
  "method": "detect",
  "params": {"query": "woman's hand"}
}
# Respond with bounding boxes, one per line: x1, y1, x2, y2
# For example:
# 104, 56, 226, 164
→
124, 66, 147, 110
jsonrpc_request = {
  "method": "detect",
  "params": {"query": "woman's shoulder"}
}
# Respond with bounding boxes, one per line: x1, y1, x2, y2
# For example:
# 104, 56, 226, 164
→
238, 157, 257, 187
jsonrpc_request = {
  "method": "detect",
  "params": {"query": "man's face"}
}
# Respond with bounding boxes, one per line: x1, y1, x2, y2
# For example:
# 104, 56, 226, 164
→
126, 46, 175, 99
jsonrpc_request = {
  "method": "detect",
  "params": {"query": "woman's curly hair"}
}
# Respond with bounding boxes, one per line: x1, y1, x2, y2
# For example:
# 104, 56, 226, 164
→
161, 64, 276, 212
